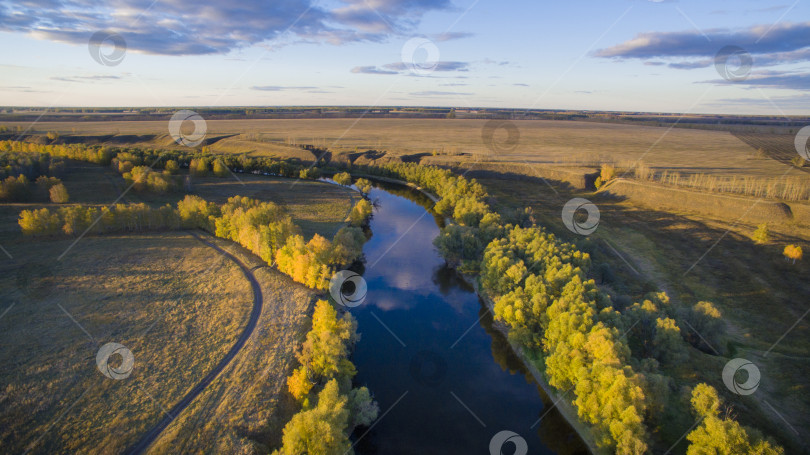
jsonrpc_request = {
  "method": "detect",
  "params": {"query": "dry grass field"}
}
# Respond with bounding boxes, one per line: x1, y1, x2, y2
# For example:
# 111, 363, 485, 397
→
0, 159, 352, 453
11, 118, 798, 180
0, 232, 253, 454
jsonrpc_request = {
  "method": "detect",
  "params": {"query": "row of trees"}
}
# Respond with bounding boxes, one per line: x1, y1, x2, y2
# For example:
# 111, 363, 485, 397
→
481, 225, 649, 452
18, 194, 370, 290
276, 300, 378, 455
0, 174, 68, 203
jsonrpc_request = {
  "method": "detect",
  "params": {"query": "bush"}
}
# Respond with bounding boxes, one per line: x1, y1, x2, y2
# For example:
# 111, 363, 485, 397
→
49, 183, 69, 203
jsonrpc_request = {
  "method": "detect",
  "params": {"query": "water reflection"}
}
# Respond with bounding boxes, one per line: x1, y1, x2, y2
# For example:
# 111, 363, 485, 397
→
347, 180, 588, 455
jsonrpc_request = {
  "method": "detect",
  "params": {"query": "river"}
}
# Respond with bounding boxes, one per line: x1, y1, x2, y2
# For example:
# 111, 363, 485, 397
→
344, 181, 589, 455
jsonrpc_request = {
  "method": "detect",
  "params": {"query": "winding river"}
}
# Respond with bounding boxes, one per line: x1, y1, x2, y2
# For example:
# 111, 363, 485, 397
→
346, 181, 588, 455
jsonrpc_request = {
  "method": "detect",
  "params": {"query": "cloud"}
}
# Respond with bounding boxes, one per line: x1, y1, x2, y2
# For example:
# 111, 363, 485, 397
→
594, 21, 810, 59
410, 90, 474, 96
0, 0, 451, 55
351, 61, 470, 76
329, 0, 452, 33
251, 85, 318, 91
50, 75, 124, 82
439, 83, 468, 86
382, 61, 469, 72
710, 93, 810, 109
513, 83, 529, 87
702, 71, 810, 90
431, 31, 474, 42
351, 65, 398, 75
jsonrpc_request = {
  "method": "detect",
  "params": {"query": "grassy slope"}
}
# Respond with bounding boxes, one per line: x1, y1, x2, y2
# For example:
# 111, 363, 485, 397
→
0, 161, 352, 454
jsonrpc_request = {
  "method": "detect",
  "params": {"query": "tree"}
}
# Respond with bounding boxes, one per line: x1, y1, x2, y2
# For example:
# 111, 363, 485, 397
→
348, 199, 372, 227
212, 159, 230, 177
354, 178, 372, 195
333, 172, 352, 186
686, 384, 784, 455
165, 160, 180, 174
653, 317, 688, 364
783, 244, 803, 264
274, 380, 353, 455
752, 223, 769, 244
681, 301, 725, 354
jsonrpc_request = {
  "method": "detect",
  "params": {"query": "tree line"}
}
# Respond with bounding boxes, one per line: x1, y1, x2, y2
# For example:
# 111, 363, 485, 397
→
19, 194, 370, 290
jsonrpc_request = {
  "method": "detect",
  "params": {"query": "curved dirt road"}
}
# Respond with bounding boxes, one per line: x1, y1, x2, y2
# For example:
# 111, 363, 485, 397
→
126, 231, 263, 454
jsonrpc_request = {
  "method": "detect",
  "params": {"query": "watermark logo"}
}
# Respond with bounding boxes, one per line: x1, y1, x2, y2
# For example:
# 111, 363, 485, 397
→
561, 198, 600, 235
168, 110, 207, 147
401, 37, 440, 75
329, 270, 367, 308
489, 430, 528, 455
794, 125, 810, 161
408, 350, 447, 387
482, 120, 520, 155
96, 342, 134, 380
722, 358, 760, 395
88, 31, 127, 67
714, 46, 752, 82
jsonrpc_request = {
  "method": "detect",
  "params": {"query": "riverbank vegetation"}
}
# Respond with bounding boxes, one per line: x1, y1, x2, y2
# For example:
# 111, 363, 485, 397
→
276, 300, 378, 455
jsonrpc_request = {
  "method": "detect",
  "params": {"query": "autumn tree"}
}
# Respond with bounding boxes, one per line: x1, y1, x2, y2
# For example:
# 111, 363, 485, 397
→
274, 380, 353, 455
783, 244, 803, 264
333, 172, 352, 186
752, 223, 770, 244
686, 384, 784, 455
354, 178, 372, 195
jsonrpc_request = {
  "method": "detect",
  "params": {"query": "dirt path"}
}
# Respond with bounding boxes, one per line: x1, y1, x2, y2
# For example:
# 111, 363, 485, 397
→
125, 231, 263, 455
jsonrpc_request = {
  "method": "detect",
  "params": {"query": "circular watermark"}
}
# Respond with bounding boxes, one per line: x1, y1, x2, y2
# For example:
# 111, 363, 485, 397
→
714, 45, 752, 82
96, 342, 134, 380
168, 110, 207, 147
722, 358, 760, 396
329, 270, 367, 308
408, 350, 447, 387
489, 430, 528, 455
794, 125, 810, 160
401, 37, 440, 75
481, 120, 520, 155
88, 31, 127, 67
561, 198, 600, 235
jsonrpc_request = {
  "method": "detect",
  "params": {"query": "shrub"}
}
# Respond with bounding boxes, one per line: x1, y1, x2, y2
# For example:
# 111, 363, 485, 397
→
49, 183, 69, 203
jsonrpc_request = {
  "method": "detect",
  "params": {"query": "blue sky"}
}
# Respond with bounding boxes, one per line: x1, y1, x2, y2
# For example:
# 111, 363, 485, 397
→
0, 0, 808, 114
